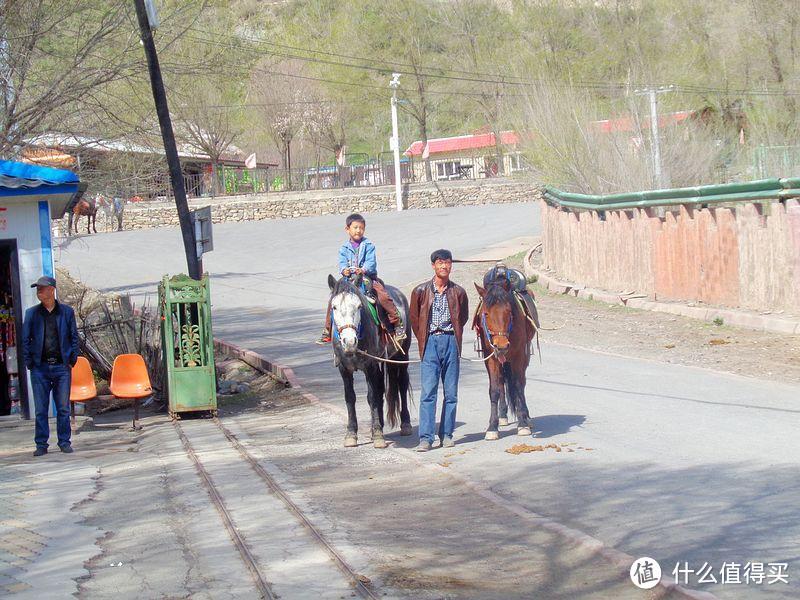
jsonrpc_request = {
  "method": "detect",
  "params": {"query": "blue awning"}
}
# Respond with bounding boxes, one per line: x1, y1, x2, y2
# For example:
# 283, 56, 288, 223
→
0, 160, 83, 218
0, 160, 80, 186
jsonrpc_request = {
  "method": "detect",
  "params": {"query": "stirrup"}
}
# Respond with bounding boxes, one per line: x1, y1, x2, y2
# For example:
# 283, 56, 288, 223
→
316, 329, 332, 345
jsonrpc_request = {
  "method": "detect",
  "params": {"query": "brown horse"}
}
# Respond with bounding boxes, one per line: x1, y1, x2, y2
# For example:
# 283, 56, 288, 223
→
474, 267, 537, 440
69, 196, 98, 235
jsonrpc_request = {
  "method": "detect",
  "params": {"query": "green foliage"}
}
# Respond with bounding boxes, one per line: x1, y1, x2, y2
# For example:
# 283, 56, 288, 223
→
9, 0, 800, 189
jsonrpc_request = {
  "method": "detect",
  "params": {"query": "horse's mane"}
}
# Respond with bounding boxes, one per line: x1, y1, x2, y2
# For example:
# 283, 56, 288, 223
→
484, 282, 512, 308
333, 276, 373, 314
333, 276, 357, 296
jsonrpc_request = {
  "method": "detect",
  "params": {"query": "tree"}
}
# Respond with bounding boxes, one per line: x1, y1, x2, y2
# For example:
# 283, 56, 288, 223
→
368, 0, 446, 182
0, 1, 140, 155
436, 1, 516, 174
249, 60, 316, 189
0, 0, 216, 157
173, 78, 246, 195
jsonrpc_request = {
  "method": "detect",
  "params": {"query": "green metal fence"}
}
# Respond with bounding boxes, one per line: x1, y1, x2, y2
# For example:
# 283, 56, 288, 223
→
752, 145, 800, 180
159, 274, 217, 417
543, 177, 800, 212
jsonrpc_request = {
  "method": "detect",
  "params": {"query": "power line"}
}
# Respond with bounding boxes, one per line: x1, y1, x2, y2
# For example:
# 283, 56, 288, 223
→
183, 29, 624, 93
184, 26, 800, 98
186, 26, 537, 84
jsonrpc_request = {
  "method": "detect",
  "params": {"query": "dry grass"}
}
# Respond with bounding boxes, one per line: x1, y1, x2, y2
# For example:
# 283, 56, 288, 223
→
515, 81, 735, 193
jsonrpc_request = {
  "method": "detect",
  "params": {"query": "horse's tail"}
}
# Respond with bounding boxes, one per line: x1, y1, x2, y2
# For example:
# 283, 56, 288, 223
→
503, 362, 518, 418
385, 363, 400, 428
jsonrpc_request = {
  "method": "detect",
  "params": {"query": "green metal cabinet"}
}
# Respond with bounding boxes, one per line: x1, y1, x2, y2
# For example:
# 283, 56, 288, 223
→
159, 274, 217, 417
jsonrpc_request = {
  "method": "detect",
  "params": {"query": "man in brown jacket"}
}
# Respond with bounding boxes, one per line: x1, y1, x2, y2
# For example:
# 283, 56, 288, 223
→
409, 249, 469, 451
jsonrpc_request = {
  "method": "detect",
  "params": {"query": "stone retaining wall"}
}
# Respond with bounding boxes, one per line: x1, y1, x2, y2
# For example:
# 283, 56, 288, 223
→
541, 198, 800, 313
59, 180, 540, 235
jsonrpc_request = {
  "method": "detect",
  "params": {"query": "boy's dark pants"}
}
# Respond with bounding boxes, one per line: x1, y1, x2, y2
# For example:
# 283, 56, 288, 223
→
371, 281, 401, 325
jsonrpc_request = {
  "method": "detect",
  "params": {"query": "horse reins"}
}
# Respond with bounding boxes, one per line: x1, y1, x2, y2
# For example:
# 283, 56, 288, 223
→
355, 348, 497, 364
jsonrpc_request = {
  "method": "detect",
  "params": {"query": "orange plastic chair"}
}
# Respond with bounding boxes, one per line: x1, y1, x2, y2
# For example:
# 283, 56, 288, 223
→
110, 354, 152, 430
70, 356, 97, 424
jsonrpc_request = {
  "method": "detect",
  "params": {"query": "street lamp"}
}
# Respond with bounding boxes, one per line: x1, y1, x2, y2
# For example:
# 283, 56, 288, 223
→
389, 73, 403, 211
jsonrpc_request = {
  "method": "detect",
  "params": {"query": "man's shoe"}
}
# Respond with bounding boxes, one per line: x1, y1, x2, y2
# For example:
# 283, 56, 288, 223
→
442, 437, 455, 448
316, 330, 332, 345
59, 445, 74, 454
415, 440, 432, 452
33, 448, 47, 457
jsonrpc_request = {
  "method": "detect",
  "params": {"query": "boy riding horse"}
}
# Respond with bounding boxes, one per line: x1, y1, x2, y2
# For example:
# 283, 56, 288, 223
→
317, 213, 407, 345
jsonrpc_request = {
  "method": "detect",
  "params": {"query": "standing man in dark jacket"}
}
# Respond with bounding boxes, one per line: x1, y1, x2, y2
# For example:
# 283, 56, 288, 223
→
22, 276, 81, 456
409, 249, 469, 451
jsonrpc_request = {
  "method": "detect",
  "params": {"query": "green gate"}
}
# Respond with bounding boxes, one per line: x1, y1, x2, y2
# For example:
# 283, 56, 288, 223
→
159, 274, 217, 417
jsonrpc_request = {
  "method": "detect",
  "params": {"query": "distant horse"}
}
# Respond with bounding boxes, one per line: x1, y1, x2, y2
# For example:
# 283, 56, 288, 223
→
327, 274, 412, 448
69, 196, 98, 235
474, 266, 538, 439
98, 196, 125, 231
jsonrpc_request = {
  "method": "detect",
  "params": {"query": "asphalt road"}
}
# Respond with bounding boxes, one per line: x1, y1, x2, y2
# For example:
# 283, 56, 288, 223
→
57, 202, 800, 599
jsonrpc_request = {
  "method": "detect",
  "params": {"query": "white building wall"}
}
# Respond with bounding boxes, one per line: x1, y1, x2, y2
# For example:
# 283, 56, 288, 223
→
0, 200, 52, 418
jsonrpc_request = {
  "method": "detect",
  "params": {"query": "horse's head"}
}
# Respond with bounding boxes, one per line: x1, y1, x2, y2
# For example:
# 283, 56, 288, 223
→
328, 274, 363, 355
476, 281, 514, 361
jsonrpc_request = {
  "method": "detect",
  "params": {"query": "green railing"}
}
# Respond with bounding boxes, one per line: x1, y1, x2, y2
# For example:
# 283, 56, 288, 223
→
753, 145, 800, 179
543, 177, 800, 211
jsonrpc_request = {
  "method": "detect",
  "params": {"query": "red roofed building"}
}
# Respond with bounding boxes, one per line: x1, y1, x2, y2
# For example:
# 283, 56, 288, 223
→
590, 110, 695, 134
403, 130, 526, 181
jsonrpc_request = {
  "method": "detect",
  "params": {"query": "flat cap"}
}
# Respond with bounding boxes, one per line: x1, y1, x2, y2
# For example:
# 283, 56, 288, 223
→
31, 276, 57, 288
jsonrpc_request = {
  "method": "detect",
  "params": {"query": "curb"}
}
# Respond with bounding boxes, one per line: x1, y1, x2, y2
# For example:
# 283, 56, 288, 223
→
523, 249, 800, 336
213, 336, 715, 600
213, 339, 290, 386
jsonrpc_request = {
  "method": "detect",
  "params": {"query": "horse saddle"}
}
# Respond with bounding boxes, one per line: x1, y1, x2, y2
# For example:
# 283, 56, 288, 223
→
477, 264, 540, 332
483, 263, 528, 293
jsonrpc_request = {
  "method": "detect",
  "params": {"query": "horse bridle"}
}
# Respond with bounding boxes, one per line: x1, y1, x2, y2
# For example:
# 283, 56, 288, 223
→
481, 309, 513, 353
337, 322, 359, 336
332, 290, 363, 341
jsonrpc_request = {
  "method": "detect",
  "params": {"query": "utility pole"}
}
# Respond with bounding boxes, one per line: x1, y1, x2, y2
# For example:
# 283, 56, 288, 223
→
634, 85, 674, 190
133, 0, 201, 279
389, 73, 403, 211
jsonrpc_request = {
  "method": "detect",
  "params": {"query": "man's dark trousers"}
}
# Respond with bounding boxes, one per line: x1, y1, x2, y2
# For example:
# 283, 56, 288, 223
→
31, 363, 71, 450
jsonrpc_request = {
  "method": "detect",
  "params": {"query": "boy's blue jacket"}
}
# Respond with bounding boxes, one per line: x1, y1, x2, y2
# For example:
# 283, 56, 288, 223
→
338, 237, 378, 278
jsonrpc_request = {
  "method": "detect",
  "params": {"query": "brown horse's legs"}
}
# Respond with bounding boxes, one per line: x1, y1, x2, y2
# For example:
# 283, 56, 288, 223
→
91, 213, 97, 234
498, 381, 508, 423
512, 364, 532, 434
485, 360, 503, 439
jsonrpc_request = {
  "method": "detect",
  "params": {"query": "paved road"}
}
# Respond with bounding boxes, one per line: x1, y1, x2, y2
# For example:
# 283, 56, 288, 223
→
58, 203, 800, 599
